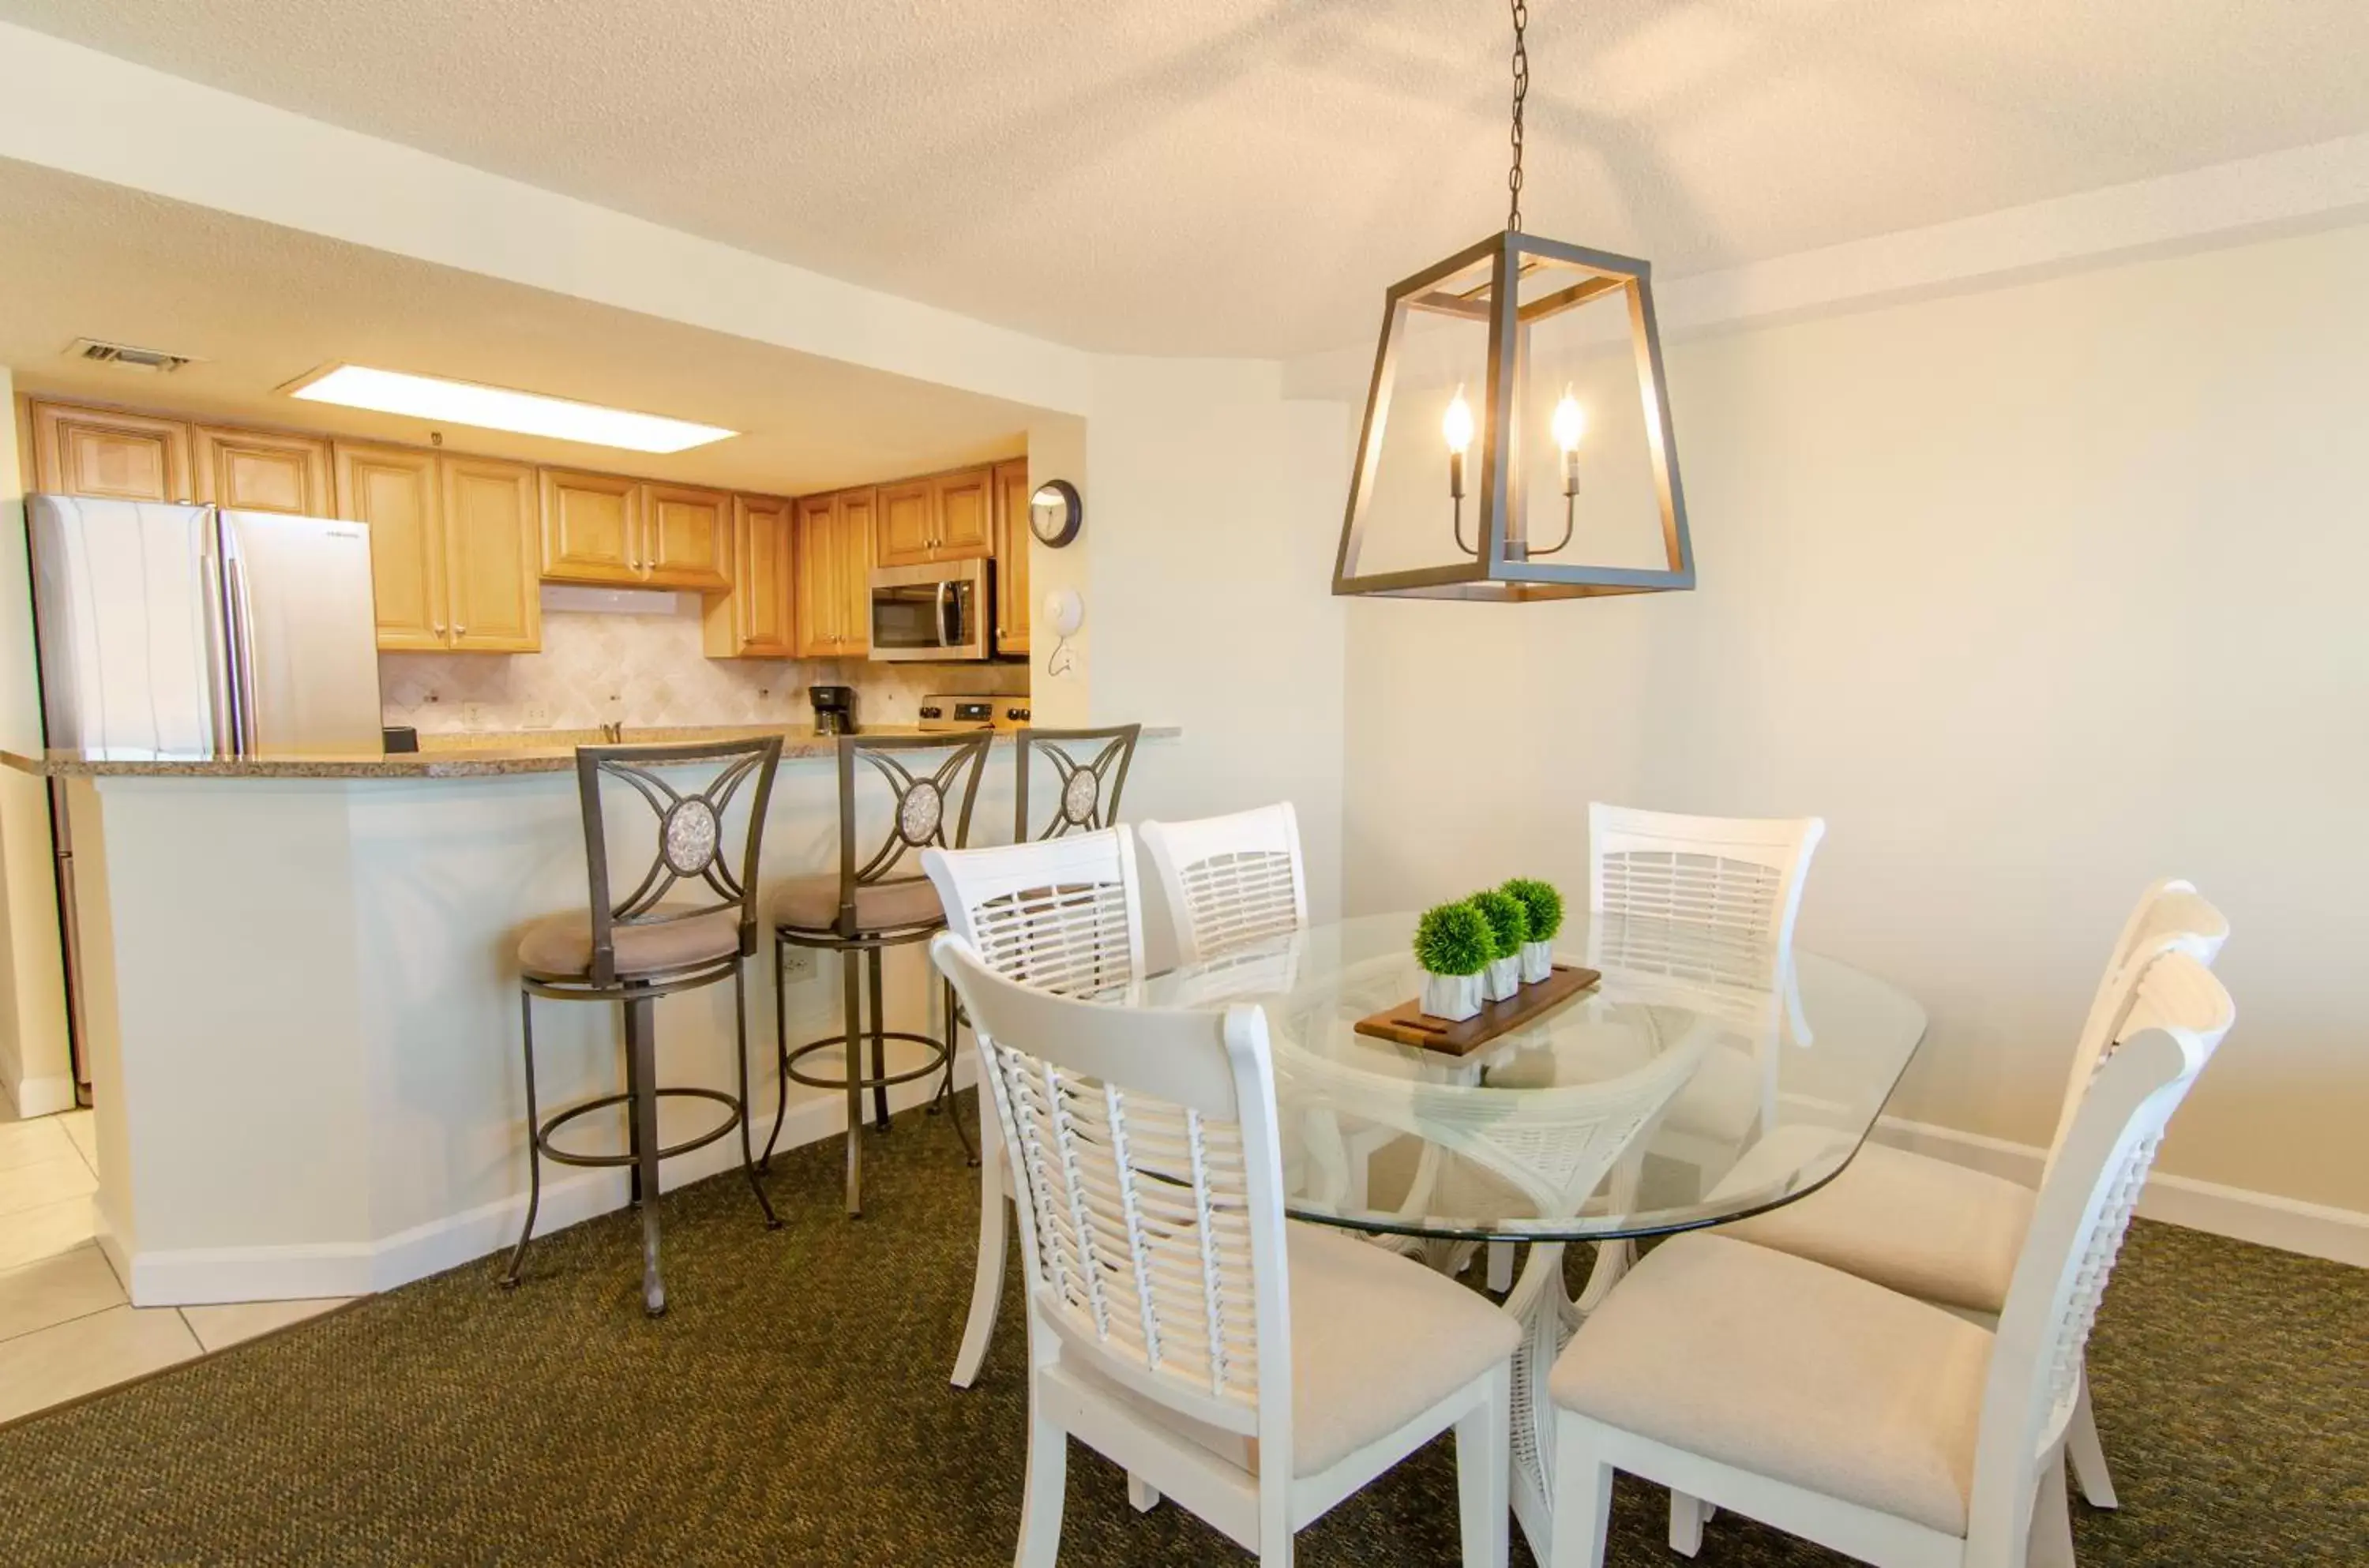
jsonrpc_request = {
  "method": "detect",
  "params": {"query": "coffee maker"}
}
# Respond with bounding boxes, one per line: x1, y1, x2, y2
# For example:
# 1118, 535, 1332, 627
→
809, 685, 857, 736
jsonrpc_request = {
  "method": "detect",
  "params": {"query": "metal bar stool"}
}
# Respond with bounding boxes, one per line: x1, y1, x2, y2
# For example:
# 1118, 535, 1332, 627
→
763, 733, 989, 1216
505, 736, 783, 1316
1013, 722, 1142, 842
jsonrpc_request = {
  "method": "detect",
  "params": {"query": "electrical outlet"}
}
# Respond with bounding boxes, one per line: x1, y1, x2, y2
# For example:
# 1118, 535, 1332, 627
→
521, 702, 553, 729
778, 947, 817, 984
460, 702, 489, 731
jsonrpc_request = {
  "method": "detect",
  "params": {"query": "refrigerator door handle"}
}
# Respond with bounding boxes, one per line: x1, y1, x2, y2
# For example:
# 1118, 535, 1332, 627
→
224, 553, 260, 757
201, 546, 240, 757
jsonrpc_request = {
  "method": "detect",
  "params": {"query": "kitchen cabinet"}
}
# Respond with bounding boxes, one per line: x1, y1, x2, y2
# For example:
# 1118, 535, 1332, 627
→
640, 483, 732, 591
793, 495, 840, 657
193, 425, 331, 515
336, 442, 446, 651
540, 471, 730, 591
704, 495, 797, 658
337, 443, 541, 654
30, 401, 192, 502
933, 467, 993, 559
873, 465, 993, 566
835, 488, 874, 656
793, 487, 875, 657
439, 457, 542, 653
876, 479, 935, 566
539, 468, 642, 586
992, 459, 1032, 657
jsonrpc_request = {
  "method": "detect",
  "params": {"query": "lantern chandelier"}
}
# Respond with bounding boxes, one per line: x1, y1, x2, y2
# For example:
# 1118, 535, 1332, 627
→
1331, 0, 1695, 601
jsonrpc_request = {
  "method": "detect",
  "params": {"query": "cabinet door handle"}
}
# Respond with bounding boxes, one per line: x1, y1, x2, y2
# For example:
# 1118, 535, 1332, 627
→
455, 623, 467, 637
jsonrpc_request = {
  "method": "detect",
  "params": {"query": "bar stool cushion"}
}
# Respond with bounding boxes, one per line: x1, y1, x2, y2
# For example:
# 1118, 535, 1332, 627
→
517, 906, 745, 979
1549, 1232, 1992, 1534
772, 873, 945, 935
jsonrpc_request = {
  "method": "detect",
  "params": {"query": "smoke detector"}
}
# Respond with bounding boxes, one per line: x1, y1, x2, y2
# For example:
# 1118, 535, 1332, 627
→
66, 337, 197, 374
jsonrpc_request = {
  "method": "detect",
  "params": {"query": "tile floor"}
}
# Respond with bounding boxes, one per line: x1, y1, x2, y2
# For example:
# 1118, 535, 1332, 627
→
0, 1108, 351, 1425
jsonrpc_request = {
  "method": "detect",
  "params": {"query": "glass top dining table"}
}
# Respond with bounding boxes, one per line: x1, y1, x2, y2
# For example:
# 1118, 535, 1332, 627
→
1138, 911, 1929, 1245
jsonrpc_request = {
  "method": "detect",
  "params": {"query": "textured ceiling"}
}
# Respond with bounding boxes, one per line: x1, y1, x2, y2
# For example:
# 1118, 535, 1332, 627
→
0, 159, 1033, 495
6, 2, 2369, 358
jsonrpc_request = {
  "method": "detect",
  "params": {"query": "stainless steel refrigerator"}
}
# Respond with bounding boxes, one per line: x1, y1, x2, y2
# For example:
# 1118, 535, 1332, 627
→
28, 495, 384, 760
28, 494, 385, 1101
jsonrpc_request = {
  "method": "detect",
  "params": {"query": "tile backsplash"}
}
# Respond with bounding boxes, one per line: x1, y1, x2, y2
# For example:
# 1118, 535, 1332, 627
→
380, 594, 1025, 735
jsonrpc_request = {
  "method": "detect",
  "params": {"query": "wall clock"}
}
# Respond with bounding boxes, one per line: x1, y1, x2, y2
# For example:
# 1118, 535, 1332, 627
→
1029, 478, 1083, 548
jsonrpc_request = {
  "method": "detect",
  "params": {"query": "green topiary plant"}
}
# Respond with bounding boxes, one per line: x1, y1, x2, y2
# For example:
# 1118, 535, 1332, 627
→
1468, 889, 1530, 960
1500, 877, 1564, 943
1414, 901, 1495, 976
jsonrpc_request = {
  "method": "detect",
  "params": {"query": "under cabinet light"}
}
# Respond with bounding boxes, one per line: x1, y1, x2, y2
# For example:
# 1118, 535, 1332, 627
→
282, 365, 735, 454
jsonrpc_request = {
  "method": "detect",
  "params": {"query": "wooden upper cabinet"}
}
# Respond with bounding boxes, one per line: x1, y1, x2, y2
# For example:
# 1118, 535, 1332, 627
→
31, 402, 192, 501
640, 484, 731, 591
792, 493, 843, 657
335, 441, 445, 651
704, 495, 796, 658
933, 467, 993, 560
539, 468, 642, 585
441, 457, 541, 653
993, 459, 1032, 656
193, 426, 331, 515
835, 488, 875, 656
873, 467, 994, 565
875, 479, 935, 567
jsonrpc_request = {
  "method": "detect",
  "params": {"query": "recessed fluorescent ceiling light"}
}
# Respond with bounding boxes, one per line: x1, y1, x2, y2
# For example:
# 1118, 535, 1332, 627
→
284, 365, 735, 454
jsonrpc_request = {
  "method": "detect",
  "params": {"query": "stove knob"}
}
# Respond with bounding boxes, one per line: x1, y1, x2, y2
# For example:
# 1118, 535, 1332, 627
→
1008, 707, 1029, 722
920, 706, 939, 719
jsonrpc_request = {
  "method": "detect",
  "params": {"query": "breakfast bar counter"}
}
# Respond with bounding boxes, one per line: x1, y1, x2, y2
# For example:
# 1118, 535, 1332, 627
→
12, 727, 1173, 1306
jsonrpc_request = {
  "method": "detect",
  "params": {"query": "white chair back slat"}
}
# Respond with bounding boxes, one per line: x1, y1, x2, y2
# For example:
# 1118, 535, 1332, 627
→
1587, 804, 1825, 947
1139, 803, 1308, 966
924, 827, 1145, 999
2044, 878, 2229, 1173
937, 934, 1286, 1440
1967, 948, 2233, 1559
1589, 805, 1824, 1048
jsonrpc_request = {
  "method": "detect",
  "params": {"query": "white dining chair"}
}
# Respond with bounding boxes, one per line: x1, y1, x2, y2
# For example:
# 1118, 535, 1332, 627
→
935, 933, 1519, 1568
923, 829, 1146, 1390
1546, 947, 2234, 1568
1139, 802, 1308, 966
1587, 802, 1825, 1045
1545, 805, 1827, 1299
1715, 878, 2228, 1510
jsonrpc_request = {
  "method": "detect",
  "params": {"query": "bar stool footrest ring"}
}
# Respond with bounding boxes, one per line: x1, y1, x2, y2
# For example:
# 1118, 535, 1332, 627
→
784, 1031, 951, 1093
535, 1087, 741, 1168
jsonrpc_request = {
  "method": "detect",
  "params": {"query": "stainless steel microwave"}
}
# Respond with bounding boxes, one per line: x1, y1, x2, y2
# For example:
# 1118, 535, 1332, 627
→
867, 560, 992, 662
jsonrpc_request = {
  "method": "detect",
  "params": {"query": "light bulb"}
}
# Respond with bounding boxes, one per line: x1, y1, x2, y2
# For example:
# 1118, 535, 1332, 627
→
1552, 388, 1586, 452
1441, 386, 1475, 454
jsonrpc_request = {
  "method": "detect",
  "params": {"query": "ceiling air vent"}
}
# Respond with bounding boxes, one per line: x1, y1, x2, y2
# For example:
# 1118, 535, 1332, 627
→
66, 337, 196, 374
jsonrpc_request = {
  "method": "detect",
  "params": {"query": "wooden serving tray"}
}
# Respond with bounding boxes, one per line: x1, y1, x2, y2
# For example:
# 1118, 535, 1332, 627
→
1353, 964, 1602, 1057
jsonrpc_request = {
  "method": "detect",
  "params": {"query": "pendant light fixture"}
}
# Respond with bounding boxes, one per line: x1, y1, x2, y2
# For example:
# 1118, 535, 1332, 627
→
1331, 1, 1694, 601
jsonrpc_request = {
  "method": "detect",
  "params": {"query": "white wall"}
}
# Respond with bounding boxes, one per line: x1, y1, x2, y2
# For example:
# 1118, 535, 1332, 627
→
0, 368, 73, 1115
1081, 358, 1350, 959
1343, 220, 2369, 1217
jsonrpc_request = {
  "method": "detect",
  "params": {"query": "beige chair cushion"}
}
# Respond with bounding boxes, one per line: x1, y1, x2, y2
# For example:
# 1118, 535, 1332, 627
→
1550, 1232, 1992, 1535
1286, 1222, 1520, 1476
772, 873, 945, 934
517, 906, 743, 979
1718, 1142, 2033, 1315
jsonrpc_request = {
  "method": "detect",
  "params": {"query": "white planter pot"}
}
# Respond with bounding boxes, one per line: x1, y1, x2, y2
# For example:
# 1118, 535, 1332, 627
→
1483, 955, 1521, 1003
1519, 940, 1554, 985
1420, 971, 1484, 1023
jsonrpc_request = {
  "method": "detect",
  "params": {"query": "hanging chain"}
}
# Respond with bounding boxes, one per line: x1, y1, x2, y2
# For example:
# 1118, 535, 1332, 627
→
1507, 0, 1530, 232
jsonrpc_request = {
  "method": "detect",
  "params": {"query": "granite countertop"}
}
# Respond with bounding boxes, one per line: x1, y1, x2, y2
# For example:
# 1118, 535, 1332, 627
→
2, 723, 1178, 780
